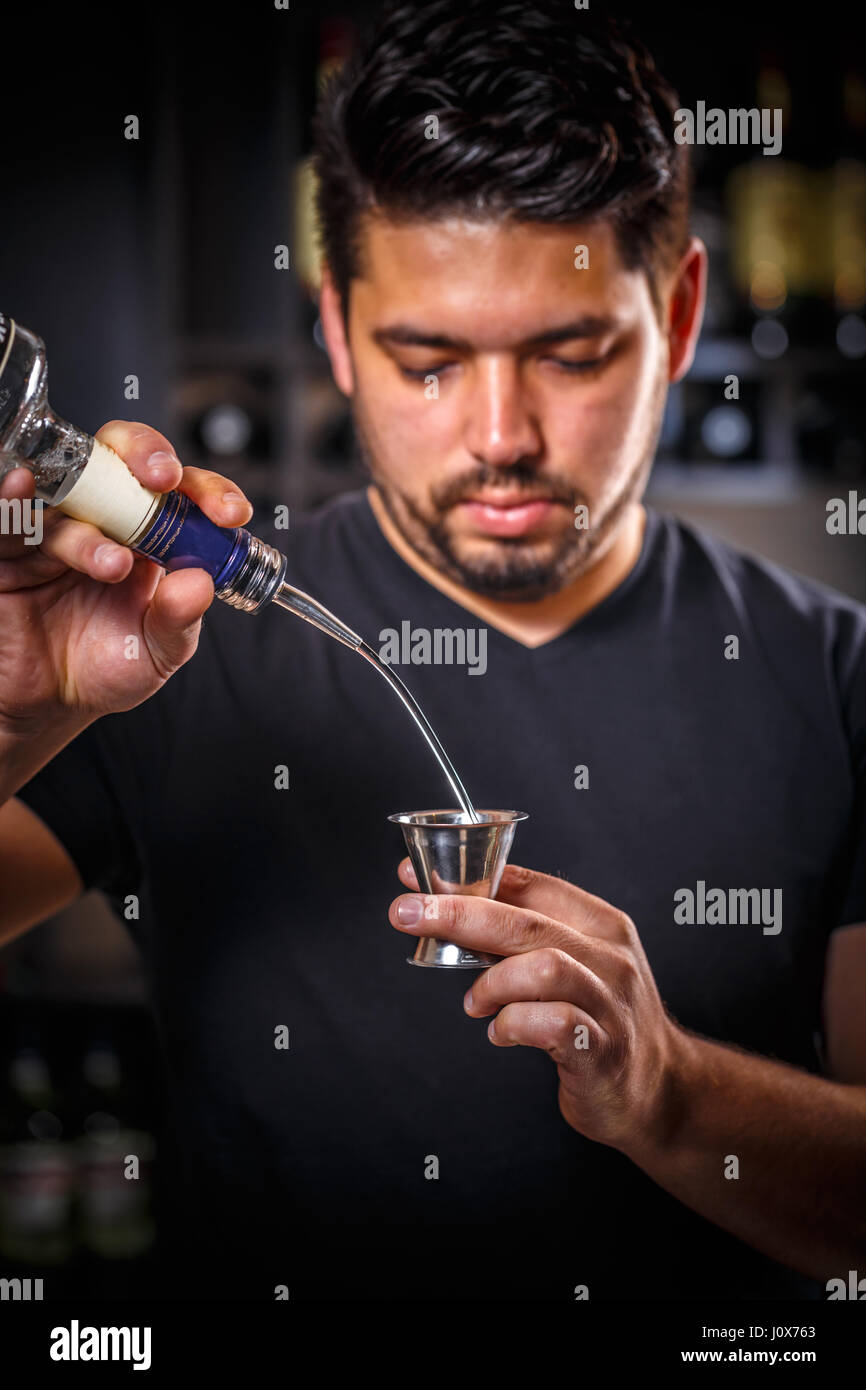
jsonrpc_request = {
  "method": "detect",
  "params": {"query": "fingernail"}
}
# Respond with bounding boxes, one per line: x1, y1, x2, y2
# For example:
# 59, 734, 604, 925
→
146, 450, 179, 473
221, 492, 247, 511
464, 988, 475, 1012
396, 897, 423, 925
95, 542, 124, 567
487, 1019, 496, 1041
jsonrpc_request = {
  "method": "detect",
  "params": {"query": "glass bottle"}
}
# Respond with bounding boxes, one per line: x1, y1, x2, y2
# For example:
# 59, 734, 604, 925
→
0, 314, 285, 613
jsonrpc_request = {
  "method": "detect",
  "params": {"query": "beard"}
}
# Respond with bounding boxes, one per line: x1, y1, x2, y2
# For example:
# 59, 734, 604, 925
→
350, 374, 667, 602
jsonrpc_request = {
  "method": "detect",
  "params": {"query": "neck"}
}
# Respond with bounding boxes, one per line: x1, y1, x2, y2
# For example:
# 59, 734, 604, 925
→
366, 485, 647, 649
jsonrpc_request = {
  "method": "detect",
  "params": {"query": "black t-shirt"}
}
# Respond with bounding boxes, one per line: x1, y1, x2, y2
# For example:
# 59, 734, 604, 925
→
14, 489, 866, 1301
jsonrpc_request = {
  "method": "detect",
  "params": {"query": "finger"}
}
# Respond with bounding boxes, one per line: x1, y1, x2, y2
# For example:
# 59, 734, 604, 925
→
397, 857, 419, 888
39, 514, 135, 582
487, 1001, 608, 1064
0, 463, 33, 497
95, 421, 185, 494
491, 863, 635, 945
389, 891, 591, 962
0, 465, 38, 560
141, 568, 216, 681
463, 946, 613, 1027
94, 423, 253, 526
174, 465, 254, 527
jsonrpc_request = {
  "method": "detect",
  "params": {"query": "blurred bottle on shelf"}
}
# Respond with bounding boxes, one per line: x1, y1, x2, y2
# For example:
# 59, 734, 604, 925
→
832, 68, 866, 359
73, 1039, 156, 1262
685, 381, 761, 466
727, 57, 832, 357
794, 65, 866, 481
172, 366, 275, 505
0, 1044, 76, 1268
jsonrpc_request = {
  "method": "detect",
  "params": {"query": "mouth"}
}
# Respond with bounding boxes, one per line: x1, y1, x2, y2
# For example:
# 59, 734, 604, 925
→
456, 494, 565, 539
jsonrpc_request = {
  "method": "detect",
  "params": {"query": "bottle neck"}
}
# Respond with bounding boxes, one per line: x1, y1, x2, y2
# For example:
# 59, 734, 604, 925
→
215, 532, 287, 612
32, 416, 96, 504
131, 487, 287, 613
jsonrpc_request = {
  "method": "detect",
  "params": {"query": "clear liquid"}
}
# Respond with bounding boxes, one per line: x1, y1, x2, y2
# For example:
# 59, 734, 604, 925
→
272, 582, 480, 823
357, 642, 480, 822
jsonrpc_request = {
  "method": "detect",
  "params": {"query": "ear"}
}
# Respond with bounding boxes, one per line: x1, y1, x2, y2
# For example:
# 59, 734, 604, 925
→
666, 236, 708, 384
319, 266, 354, 397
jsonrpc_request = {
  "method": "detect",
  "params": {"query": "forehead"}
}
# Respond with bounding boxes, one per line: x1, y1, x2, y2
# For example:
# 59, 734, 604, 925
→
350, 214, 648, 344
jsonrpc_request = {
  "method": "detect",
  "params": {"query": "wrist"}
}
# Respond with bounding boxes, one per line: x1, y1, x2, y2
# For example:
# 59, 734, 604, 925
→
0, 704, 92, 745
621, 1021, 707, 1166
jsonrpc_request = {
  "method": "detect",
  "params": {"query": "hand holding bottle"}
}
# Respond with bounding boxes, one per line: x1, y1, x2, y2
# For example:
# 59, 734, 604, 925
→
0, 420, 252, 735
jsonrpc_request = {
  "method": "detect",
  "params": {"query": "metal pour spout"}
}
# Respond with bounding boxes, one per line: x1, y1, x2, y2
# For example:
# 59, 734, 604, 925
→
272, 578, 366, 652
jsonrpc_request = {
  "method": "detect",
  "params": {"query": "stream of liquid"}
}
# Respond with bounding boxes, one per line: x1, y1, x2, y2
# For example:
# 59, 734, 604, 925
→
356, 641, 480, 823
271, 574, 479, 821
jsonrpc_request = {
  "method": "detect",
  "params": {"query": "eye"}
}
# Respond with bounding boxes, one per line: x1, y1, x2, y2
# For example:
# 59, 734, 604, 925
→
398, 362, 456, 381
542, 355, 606, 373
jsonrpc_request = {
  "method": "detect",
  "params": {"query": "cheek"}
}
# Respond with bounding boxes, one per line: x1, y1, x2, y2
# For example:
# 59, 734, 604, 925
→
357, 364, 460, 455
552, 353, 657, 469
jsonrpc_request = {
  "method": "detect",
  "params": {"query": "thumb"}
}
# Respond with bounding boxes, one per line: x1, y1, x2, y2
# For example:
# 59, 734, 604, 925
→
141, 568, 215, 679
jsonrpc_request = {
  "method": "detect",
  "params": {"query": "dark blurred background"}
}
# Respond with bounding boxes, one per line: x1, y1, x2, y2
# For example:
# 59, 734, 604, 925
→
1, 0, 863, 1297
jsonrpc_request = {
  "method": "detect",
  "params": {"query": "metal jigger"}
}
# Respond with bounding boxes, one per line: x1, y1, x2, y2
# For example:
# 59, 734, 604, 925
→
388, 809, 529, 968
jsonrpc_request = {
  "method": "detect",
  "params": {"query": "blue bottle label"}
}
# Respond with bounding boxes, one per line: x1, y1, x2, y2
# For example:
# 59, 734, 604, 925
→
133, 490, 247, 586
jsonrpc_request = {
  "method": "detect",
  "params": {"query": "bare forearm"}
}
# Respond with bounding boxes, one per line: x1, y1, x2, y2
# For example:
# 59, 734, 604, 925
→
622, 1029, 866, 1282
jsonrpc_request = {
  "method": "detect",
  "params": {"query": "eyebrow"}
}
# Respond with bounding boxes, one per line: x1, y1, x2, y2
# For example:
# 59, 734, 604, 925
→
372, 316, 617, 351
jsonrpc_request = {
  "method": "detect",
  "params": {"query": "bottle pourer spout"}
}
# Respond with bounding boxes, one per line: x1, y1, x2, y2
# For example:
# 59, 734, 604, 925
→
272, 579, 365, 652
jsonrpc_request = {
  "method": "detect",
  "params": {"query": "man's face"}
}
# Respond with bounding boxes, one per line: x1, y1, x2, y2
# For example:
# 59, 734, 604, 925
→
333, 216, 672, 600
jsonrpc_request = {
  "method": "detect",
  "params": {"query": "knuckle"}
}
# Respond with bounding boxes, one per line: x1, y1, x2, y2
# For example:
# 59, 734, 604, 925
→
613, 946, 640, 988
444, 895, 468, 929
419, 893, 440, 923
80, 529, 105, 565
604, 1022, 631, 1070
542, 1007, 574, 1052
204, 468, 238, 492
613, 910, 637, 943
97, 422, 178, 471
176, 467, 208, 496
48, 518, 108, 570
606, 950, 639, 1009
468, 973, 488, 1008
39, 515, 76, 554
535, 947, 568, 989
95, 420, 147, 447
41, 512, 75, 543
181, 467, 246, 503
509, 910, 543, 948
502, 863, 534, 893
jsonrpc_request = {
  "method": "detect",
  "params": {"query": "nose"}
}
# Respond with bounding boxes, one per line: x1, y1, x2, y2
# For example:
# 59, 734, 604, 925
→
463, 355, 542, 468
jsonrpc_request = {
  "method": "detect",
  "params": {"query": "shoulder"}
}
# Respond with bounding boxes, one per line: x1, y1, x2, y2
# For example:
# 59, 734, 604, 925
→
653, 507, 866, 634
650, 507, 866, 699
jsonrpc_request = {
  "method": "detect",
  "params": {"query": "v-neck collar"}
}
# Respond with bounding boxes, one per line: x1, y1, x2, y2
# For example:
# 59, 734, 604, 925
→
355, 491, 664, 666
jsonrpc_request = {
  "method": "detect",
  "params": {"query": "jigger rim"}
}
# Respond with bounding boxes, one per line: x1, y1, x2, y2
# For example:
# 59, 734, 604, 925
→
388, 809, 529, 826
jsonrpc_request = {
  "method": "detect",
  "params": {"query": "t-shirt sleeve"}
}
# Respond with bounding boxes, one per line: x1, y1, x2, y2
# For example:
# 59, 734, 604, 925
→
12, 718, 142, 902
836, 611, 866, 929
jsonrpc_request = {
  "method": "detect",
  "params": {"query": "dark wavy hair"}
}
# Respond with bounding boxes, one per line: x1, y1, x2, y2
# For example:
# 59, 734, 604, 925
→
312, 0, 691, 323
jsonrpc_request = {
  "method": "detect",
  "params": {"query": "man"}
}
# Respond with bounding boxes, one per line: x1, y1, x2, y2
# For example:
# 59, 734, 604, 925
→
1, 0, 864, 1301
